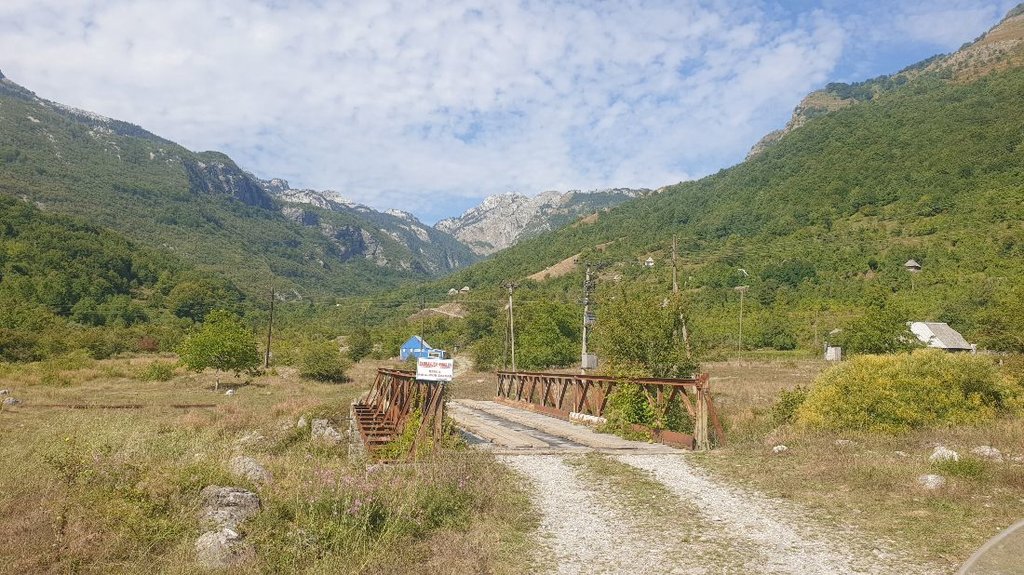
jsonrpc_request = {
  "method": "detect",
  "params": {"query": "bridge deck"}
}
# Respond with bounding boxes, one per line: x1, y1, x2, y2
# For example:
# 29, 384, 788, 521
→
449, 399, 679, 454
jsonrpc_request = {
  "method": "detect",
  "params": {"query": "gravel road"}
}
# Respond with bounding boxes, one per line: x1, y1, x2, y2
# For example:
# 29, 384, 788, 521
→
499, 452, 944, 575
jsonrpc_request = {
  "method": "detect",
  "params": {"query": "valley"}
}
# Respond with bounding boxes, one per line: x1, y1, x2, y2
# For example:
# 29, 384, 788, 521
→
2, 3, 1024, 575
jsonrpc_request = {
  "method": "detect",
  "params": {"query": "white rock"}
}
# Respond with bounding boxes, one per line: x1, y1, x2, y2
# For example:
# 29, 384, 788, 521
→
929, 446, 960, 463
772, 445, 789, 454
195, 527, 255, 569
917, 474, 946, 490
0, 389, 10, 396
198, 486, 261, 530
970, 445, 1002, 461
296, 415, 308, 429
834, 439, 855, 447
311, 419, 343, 444
225, 389, 235, 396
229, 455, 272, 485
3, 397, 21, 407
893, 450, 909, 458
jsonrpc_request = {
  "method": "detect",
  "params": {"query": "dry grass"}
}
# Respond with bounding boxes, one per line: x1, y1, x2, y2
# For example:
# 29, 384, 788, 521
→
691, 357, 1024, 571
0, 356, 536, 574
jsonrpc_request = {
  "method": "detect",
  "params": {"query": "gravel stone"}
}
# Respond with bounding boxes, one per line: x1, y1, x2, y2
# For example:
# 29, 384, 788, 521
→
229, 455, 272, 485
195, 527, 255, 568
917, 474, 946, 490
198, 486, 261, 530
929, 446, 959, 463
970, 445, 1002, 461
311, 419, 343, 444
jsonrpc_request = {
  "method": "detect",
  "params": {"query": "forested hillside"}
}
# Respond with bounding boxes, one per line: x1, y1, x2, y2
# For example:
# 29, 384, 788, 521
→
0, 72, 475, 300
330, 31, 1024, 366
0, 195, 246, 361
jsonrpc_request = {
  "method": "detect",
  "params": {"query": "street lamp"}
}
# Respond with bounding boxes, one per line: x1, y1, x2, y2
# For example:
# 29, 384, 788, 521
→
734, 285, 749, 351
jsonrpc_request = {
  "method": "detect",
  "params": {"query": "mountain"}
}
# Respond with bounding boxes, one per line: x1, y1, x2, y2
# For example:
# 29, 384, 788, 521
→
382, 4, 1024, 357
0, 73, 476, 298
255, 178, 476, 274
748, 5, 1024, 159
435, 188, 650, 255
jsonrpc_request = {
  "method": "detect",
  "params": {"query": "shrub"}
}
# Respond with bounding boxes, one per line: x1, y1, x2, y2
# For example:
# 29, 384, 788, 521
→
933, 457, 987, 479
770, 386, 809, 426
299, 341, 351, 383
139, 362, 176, 382
797, 349, 1021, 433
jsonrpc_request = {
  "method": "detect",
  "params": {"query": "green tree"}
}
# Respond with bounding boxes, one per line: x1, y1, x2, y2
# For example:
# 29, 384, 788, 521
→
594, 285, 698, 378
177, 310, 260, 389
299, 340, 351, 382
835, 300, 918, 355
347, 327, 373, 362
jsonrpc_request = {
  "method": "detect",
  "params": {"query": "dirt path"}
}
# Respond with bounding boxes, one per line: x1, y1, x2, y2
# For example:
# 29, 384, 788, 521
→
457, 400, 945, 575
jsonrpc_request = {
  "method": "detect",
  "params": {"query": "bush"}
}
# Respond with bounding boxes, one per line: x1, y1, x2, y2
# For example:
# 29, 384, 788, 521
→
797, 349, 1021, 433
770, 386, 809, 426
139, 362, 176, 382
299, 341, 351, 383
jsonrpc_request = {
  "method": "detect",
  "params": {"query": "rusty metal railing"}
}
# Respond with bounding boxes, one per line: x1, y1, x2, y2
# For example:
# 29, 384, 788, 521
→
352, 368, 447, 455
495, 370, 723, 449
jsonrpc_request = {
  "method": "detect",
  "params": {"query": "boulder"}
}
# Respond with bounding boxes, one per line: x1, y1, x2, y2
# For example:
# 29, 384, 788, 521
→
229, 455, 272, 485
195, 527, 255, 569
311, 419, 343, 444
929, 445, 960, 464
0, 389, 10, 396
772, 445, 789, 454
198, 486, 261, 530
3, 397, 21, 407
917, 474, 946, 490
225, 389, 236, 396
970, 445, 1003, 462
296, 415, 308, 429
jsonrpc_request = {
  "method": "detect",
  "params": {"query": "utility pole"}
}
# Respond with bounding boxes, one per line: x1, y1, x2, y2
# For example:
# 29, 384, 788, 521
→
671, 235, 679, 294
264, 287, 275, 369
581, 266, 593, 374
734, 285, 748, 351
506, 282, 517, 372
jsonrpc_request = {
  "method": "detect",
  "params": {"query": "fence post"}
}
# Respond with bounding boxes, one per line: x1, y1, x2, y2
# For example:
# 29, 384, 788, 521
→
694, 383, 710, 451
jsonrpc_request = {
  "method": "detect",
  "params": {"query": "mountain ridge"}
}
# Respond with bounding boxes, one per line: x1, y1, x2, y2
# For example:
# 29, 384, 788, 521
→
435, 188, 651, 256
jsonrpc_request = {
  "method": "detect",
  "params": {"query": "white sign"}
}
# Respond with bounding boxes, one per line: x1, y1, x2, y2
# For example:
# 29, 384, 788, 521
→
416, 358, 454, 382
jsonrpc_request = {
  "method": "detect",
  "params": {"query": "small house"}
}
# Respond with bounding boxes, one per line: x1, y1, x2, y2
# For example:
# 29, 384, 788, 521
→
904, 259, 922, 273
400, 335, 446, 360
909, 322, 974, 352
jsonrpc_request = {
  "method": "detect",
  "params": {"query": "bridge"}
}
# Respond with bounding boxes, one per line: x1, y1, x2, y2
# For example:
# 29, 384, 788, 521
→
352, 367, 722, 456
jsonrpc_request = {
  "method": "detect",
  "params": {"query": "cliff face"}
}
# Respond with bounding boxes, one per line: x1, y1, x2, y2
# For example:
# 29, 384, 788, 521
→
435, 188, 650, 256
747, 4, 1024, 160
256, 179, 477, 273
0, 72, 476, 296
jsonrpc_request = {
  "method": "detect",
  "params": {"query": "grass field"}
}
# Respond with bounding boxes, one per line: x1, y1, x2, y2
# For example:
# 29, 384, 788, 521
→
0, 355, 536, 575
693, 358, 1024, 571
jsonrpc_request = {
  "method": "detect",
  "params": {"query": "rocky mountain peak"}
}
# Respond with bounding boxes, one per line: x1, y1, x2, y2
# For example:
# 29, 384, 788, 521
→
0, 69, 5, 80
435, 188, 649, 256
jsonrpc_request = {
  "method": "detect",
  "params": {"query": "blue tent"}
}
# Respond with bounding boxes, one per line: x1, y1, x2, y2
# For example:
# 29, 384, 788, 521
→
400, 335, 434, 360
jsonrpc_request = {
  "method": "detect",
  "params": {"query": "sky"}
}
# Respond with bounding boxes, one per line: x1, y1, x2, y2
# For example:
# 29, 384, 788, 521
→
0, 1, 1018, 223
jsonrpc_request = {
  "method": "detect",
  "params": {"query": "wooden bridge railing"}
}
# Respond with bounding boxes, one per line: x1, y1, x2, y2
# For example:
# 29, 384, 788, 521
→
495, 371, 724, 449
352, 368, 446, 454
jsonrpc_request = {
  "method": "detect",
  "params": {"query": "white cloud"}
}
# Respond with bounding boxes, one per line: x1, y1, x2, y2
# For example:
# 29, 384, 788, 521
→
0, 0, 1012, 222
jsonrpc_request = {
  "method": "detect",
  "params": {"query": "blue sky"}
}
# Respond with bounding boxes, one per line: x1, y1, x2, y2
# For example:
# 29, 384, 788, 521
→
0, 1, 1017, 223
